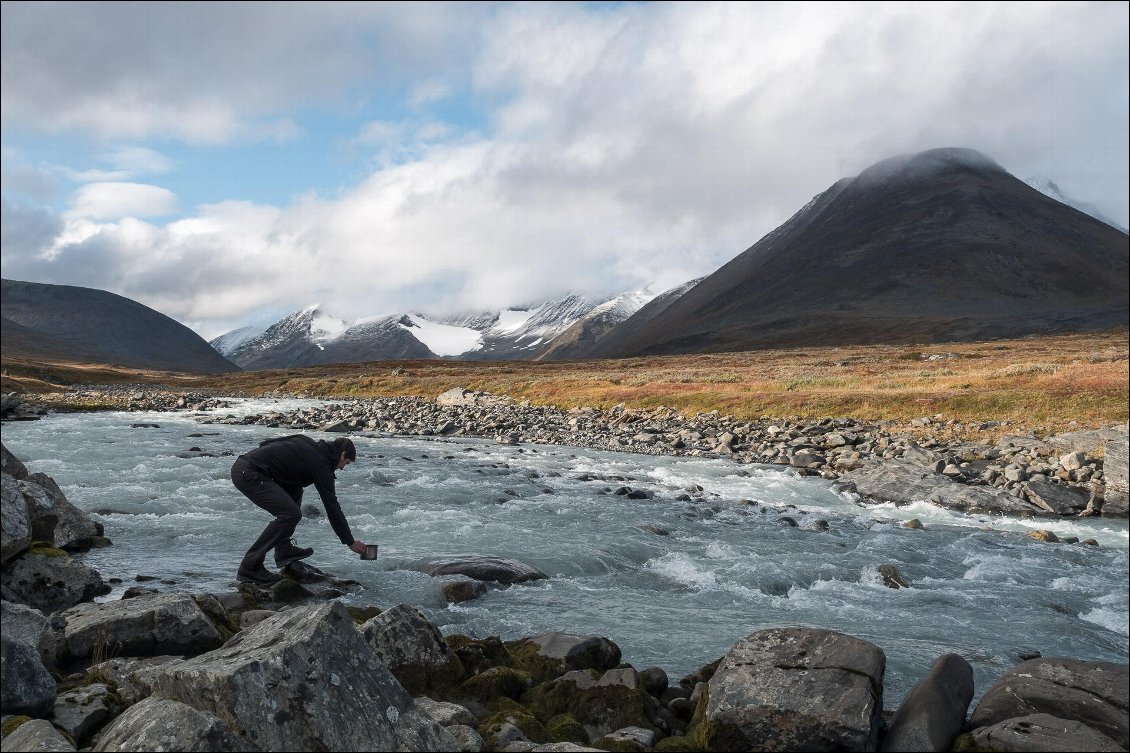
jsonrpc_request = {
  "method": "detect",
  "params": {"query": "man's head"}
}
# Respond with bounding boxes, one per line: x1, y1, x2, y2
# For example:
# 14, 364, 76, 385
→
332, 437, 356, 470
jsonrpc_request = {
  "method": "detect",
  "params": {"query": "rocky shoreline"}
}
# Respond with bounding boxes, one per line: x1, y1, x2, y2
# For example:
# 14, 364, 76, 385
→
2, 440, 1128, 752
8, 385, 1126, 522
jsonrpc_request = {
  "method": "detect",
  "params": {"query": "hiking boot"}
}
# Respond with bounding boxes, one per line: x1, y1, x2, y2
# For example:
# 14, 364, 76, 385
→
237, 564, 282, 586
274, 538, 314, 567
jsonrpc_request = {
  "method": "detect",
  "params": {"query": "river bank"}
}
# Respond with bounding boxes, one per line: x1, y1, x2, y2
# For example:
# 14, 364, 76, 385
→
7, 385, 1127, 522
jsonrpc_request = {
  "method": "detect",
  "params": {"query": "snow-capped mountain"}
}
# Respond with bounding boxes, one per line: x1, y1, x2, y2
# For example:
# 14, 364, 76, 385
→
440, 292, 607, 360
1025, 176, 1128, 233
533, 288, 662, 361
211, 290, 656, 369
220, 305, 436, 370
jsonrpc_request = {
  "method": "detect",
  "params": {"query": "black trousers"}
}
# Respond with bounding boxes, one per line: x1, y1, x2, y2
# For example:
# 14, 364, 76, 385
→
231, 456, 303, 570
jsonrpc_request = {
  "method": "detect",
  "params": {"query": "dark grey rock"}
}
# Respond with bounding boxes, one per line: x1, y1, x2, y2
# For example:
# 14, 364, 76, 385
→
150, 601, 458, 751
21, 474, 99, 551
970, 712, 1124, 752
1, 600, 58, 667
60, 591, 223, 660
90, 696, 254, 752
969, 657, 1129, 748
1, 442, 29, 479
1023, 477, 1090, 515
50, 682, 120, 746
0, 719, 75, 752
880, 653, 973, 752
842, 459, 1046, 516
1, 634, 56, 717
408, 554, 549, 584
437, 574, 488, 604
1, 550, 108, 614
2, 472, 32, 563
524, 632, 622, 678
702, 627, 885, 752
359, 603, 463, 695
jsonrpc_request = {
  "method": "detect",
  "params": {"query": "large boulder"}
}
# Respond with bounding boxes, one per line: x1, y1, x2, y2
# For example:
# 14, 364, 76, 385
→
1, 442, 29, 480
1102, 430, 1129, 517
21, 473, 100, 551
0, 719, 75, 752
409, 554, 549, 584
360, 603, 465, 695
1022, 478, 1091, 515
508, 632, 622, 683
51, 683, 121, 746
841, 459, 1047, 516
60, 592, 224, 661
969, 712, 1125, 752
1, 634, 56, 717
969, 657, 1129, 749
91, 696, 254, 752
880, 653, 973, 752
1, 548, 109, 614
698, 627, 885, 752
149, 601, 458, 751
1, 600, 59, 667
2, 472, 32, 563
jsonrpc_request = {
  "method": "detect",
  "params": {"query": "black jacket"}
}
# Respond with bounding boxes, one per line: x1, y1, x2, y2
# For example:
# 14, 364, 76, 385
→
242, 435, 354, 545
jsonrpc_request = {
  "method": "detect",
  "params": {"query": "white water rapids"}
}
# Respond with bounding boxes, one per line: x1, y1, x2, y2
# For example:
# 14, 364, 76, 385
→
3, 398, 1127, 708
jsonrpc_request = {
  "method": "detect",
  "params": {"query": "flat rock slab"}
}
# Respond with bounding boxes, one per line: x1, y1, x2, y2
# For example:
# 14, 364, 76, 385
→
970, 657, 1129, 749
0, 719, 75, 752
61, 591, 223, 660
91, 696, 254, 752
841, 459, 1047, 516
970, 712, 1125, 752
408, 554, 549, 584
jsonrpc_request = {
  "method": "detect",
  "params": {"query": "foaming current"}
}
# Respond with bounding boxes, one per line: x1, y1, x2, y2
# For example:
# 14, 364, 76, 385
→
4, 399, 1127, 708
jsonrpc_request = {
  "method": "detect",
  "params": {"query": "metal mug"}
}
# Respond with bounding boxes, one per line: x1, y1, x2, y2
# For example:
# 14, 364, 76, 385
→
361, 543, 379, 560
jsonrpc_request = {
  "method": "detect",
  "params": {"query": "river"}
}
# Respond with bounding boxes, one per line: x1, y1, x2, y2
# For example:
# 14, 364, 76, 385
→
3, 397, 1127, 708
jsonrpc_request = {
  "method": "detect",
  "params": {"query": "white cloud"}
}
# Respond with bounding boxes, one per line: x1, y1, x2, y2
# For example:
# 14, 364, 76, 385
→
1, 1, 1126, 339
410, 80, 453, 109
100, 146, 175, 175
67, 182, 181, 221
0, 3, 487, 144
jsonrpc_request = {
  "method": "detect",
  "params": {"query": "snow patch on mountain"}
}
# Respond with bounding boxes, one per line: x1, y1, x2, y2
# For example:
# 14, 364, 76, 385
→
307, 306, 350, 343
400, 315, 483, 356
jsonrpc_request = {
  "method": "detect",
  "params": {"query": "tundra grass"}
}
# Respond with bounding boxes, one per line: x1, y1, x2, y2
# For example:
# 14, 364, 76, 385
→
3, 329, 1126, 439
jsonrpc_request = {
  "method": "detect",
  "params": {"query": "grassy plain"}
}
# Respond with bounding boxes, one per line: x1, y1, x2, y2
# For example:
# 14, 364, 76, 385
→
3, 329, 1127, 438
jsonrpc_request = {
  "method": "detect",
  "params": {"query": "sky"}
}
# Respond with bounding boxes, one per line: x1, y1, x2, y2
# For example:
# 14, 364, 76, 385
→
2, 1, 1127, 341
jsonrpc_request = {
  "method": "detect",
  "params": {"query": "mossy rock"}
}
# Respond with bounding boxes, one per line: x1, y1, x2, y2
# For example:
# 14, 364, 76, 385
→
546, 713, 588, 744
390, 654, 466, 698
1, 716, 32, 739
523, 678, 657, 742
458, 665, 531, 703
655, 734, 705, 751
346, 605, 381, 624
505, 638, 573, 683
192, 593, 240, 642
478, 704, 549, 746
27, 543, 69, 558
447, 634, 517, 676
951, 732, 995, 752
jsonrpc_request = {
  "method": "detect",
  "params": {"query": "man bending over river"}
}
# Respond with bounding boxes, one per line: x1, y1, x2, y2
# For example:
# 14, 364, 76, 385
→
231, 435, 368, 585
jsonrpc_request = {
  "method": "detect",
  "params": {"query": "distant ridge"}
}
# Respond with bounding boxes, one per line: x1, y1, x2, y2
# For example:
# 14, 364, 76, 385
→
1, 278, 240, 373
580, 147, 1130, 358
